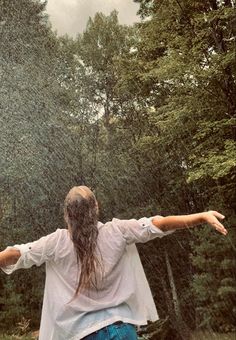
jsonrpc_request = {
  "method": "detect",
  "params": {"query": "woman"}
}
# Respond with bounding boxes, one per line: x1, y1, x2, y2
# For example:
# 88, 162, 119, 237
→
0, 185, 227, 340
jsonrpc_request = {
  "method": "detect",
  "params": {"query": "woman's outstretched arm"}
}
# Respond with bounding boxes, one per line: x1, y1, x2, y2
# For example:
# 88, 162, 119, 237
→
0, 248, 21, 267
0, 229, 63, 274
152, 211, 227, 236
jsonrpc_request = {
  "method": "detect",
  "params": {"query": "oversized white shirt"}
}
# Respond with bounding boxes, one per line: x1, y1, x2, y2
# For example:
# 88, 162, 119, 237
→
1, 217, 174, 340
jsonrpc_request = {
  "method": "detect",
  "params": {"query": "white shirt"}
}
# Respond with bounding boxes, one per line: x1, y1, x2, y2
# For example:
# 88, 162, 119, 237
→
1, 217, 174, 340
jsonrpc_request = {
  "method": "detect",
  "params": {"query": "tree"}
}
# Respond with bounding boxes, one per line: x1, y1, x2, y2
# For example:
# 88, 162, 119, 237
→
0, 0, 83, 330
76, 10, 134, 127
116, 0, 236, 333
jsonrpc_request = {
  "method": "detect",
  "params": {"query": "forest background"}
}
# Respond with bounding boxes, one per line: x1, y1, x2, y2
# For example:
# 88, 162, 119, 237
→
0, 0, 236, 339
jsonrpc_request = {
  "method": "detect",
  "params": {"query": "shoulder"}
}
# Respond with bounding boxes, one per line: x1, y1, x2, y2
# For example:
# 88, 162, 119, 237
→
97, 219, 124, 236
53, 228, 71, 244
43, 228, 71, 251
97, 219, 126, 245
48, 228, 73, 262
54, 228, 69, 236
44, 228, 69, 242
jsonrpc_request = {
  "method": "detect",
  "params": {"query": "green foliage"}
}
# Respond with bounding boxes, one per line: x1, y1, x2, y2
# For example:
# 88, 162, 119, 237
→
0, 0, 80, 332
0, 279, 27, 329
191, 224, 236, 332
115, 0, 236, 333
138, 317, 182, 340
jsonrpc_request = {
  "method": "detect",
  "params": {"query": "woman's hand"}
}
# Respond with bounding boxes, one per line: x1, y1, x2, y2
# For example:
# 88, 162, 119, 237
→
202, 211, 227, 235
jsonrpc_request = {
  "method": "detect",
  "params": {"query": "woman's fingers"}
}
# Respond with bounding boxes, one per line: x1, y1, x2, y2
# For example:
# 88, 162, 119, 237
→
211, 211, 225, 220
206, 211, 227, 235
211, 221, 227, 235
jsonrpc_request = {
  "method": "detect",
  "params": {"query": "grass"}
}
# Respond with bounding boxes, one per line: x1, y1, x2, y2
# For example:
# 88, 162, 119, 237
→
1, 331, 236, 340
0, 334, 35, 340
191, 330, 236, 340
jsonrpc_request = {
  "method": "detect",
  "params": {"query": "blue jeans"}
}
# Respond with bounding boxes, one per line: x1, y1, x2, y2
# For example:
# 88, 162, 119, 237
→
82, 322, 138, 340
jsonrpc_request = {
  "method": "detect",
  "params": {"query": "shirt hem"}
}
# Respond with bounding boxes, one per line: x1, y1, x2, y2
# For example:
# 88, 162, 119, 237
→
69, 316, 159, 340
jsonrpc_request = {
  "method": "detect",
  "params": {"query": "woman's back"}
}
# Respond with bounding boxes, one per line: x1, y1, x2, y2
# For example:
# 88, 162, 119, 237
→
44, 217, 165, 340
4, 216, 169, 340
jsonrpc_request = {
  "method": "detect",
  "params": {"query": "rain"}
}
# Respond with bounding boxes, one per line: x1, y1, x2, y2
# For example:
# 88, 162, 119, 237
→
0, 0, 235, 339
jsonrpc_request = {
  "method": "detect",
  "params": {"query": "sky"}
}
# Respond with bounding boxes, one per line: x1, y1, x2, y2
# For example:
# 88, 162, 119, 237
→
46, 0, 140, 37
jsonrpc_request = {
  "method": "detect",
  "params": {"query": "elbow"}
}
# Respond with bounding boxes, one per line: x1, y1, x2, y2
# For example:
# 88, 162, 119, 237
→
0, 249, 21, 267
152, 216, 171, 232
151, 216, 167, 232
9, 249, 21, 265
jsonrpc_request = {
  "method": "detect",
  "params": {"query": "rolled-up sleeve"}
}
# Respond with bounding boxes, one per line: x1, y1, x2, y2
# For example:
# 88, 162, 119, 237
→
1, 229, 62, 275
112, 216, 175, 245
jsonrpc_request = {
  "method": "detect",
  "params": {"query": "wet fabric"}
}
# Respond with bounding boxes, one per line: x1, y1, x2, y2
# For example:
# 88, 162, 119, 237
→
1, 217, 174, 340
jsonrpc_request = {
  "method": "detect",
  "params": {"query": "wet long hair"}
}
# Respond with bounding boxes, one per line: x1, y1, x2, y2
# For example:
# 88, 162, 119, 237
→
64, 189, 101, 295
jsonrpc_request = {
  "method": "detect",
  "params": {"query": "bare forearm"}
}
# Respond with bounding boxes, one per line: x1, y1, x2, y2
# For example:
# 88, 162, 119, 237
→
152, 211, 227, 235
0, 249, 21, 267
152, 213, 205, 231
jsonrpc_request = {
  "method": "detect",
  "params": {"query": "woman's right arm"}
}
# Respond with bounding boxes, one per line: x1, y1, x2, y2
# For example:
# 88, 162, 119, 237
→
0, 229, 63, 274
0, 248, 21, 267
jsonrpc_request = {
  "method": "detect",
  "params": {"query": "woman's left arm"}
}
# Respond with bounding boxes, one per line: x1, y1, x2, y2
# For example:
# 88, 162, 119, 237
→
152, 211, 227, 235
0, 248, 21, 267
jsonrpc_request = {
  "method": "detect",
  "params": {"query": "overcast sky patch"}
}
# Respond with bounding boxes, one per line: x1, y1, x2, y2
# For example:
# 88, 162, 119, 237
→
46, 0, 140, 37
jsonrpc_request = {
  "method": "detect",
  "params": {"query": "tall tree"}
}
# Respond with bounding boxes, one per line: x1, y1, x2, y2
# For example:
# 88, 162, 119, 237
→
76, 10, 134, 127
117, 0, 236, 332
0, 0, 82, 330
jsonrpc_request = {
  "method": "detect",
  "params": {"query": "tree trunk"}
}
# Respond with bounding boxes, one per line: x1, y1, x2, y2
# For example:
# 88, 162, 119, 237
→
165, 250, 181, 319
164, 249, 191, 339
